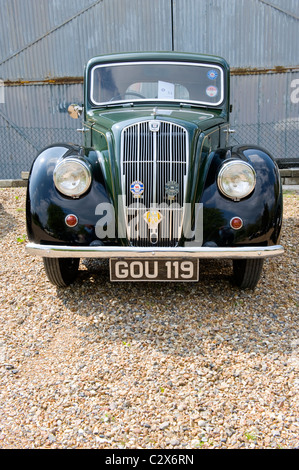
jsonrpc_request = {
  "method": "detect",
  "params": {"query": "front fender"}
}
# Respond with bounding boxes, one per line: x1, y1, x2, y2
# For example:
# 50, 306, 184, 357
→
200, 145, 283, 247
26, 144, 113, 246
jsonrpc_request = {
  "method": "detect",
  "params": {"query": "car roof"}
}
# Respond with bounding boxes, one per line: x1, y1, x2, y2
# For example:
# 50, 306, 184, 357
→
85, 51, 230, 71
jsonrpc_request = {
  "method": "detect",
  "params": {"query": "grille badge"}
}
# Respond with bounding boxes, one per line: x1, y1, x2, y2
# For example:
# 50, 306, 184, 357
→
130, 180, 144, 198
143, 210, 163, 227
149, 120, 160, 132
165, 181, 179, 200
143, 211, 163, 245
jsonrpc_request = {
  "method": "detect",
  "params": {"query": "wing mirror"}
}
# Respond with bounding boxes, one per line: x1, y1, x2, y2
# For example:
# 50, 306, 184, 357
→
68, 104, 83, 119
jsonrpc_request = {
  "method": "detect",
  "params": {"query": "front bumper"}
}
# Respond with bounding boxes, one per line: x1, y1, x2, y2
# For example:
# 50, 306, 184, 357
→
25, 243, 284, 259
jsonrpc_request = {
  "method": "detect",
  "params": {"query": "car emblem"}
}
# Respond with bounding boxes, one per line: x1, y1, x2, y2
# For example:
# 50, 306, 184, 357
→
165, 181, 179, 200
143, 210, 163, 244
130, 180, 144, 198
143, 210, 162, 226
143, 210, 163, 245
149, 121, 160, 132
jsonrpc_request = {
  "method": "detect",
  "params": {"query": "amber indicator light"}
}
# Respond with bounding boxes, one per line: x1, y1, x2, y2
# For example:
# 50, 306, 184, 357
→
65, 214, 78, 227
230, 217, 243, 230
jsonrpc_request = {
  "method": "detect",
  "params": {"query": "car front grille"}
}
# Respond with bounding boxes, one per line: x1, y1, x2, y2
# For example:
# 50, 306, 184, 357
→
121, 120, 189, 246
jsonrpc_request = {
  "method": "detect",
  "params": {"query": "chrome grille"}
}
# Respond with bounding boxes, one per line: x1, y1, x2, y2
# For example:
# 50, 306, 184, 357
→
121, 120, 189, 246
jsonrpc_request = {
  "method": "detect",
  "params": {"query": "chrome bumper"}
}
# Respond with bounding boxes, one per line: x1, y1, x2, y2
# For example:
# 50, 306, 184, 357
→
25, 243, 284, 259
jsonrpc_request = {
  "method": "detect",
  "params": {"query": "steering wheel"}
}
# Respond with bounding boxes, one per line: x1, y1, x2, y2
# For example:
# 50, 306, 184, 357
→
110, 91, 146, 101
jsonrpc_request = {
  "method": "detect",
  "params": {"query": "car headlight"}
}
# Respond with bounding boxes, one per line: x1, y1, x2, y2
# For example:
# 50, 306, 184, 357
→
53, 157, 92, 197
217, 160, 256, 200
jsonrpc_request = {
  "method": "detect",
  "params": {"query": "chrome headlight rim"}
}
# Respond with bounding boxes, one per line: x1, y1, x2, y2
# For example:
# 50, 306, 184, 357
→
53, 157, 92, 198
217, 160, 256, 200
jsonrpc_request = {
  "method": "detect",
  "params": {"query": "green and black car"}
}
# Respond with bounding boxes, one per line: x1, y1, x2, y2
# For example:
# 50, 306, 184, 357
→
26, 52, 283, 288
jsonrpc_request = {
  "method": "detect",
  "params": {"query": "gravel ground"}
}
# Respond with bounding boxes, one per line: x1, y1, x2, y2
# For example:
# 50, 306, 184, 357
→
0, 187, 298, 449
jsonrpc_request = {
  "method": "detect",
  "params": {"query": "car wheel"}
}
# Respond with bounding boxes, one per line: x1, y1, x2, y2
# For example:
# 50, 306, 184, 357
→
43, 257, 80, 287
233, 258, 264, 289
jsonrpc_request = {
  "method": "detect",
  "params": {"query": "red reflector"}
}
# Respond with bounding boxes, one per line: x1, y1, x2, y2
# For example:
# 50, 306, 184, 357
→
230, 217, 243, 230
65, 214, 78, 227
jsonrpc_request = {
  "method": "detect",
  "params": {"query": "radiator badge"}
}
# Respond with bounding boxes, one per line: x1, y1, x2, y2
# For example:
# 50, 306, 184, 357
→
149, 120, 160, 132
130, 180, 144, 198
143, 210, 163, 245
165, 180, 179, 200
143, 210, 163, 227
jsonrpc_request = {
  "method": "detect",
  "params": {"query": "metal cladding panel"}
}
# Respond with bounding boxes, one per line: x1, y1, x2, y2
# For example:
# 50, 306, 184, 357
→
173, 0, 299, 68
0, 84, 84, 179
0, 0, 172, 80
230, 75, 260, 125
0, 0, 298, 80
0, 84, 83, 128
230, 70, 299, 159
265, 0, 299, 17
0, 0, 96, 77
230, 71, 299, 124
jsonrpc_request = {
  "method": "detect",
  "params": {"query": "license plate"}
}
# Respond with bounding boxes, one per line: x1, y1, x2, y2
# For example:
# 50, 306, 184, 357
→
110, 258, 199, 282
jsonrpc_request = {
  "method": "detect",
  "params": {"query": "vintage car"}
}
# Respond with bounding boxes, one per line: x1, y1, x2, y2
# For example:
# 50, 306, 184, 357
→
25, 52, 284, 289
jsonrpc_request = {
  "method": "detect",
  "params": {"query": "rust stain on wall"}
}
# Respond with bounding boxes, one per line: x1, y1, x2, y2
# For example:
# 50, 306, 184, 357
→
231, 66, 299, 76
4, 77, 84, 86
3, 66, 299, 86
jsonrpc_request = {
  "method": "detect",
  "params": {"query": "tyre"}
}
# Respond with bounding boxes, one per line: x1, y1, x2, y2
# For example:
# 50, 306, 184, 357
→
43, 257, 80, 287
233, 258, 264, 289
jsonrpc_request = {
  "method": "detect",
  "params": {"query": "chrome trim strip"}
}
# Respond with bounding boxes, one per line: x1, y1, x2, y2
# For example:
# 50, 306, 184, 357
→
90, 61, 224, 107
25, 243, 284, 259
152, 125, 157, 206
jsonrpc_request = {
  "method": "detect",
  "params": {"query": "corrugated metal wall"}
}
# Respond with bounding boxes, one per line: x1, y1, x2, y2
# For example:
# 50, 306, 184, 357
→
173, 0, 299, 67
0, 0, 298, 178
0, 0, 173, 79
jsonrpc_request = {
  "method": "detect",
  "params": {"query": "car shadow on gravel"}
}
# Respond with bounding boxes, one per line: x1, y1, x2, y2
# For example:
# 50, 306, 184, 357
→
0, 203, 18, 240
54, 256, 296, 359
78, 257, 234, 292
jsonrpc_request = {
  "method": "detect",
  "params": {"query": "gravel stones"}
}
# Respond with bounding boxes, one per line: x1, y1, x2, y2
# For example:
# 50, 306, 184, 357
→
0, 187, 298, 449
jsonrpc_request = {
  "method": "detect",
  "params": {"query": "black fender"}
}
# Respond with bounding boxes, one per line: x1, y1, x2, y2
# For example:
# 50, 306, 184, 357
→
26, 144, 114, 246
200, 145, 283, 247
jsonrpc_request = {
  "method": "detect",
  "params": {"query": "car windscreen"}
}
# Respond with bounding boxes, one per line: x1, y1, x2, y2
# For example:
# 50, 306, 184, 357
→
90, 61, 224, 107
